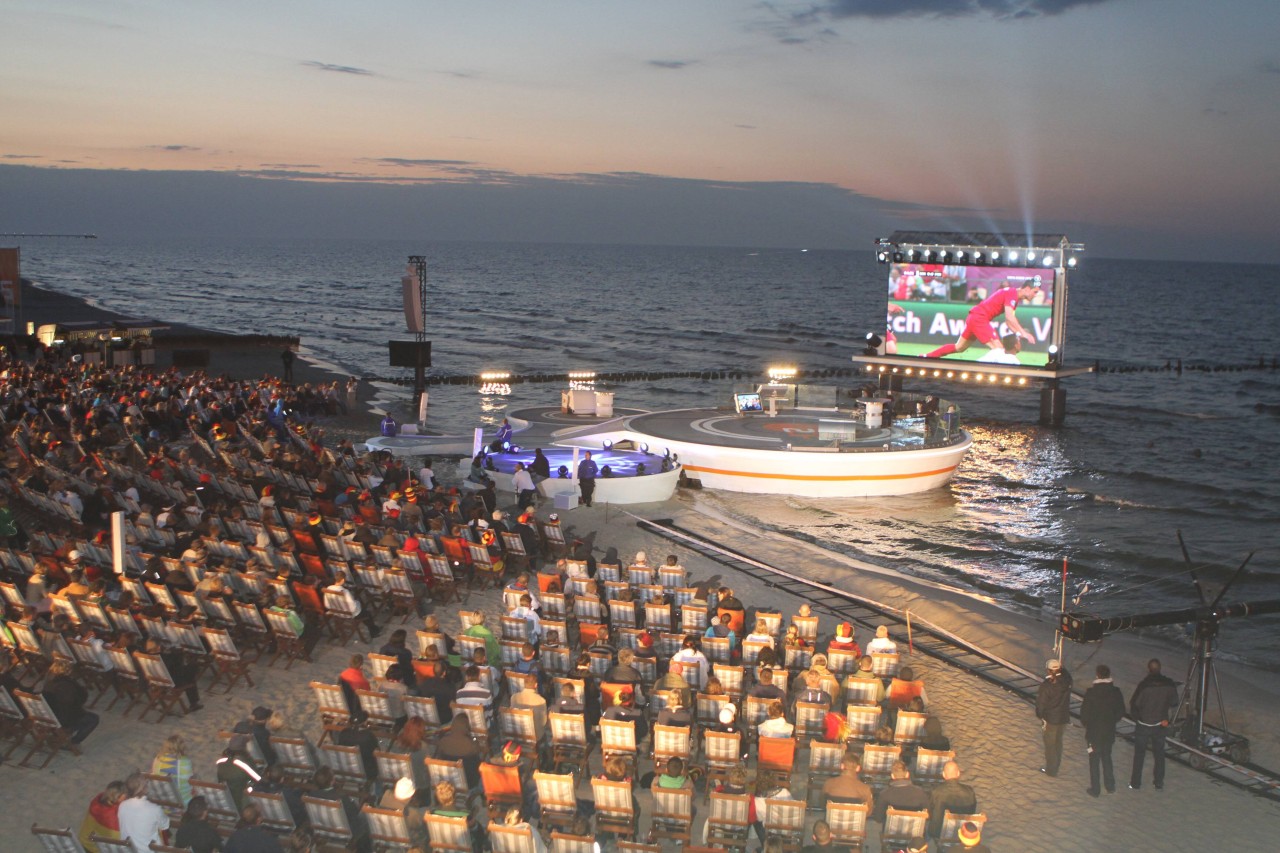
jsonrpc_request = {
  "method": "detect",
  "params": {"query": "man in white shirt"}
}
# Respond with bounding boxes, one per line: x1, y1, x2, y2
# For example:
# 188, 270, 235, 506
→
866, 625, 898, 656
325, 571, 382, 638
117, 771, 169, 852
511, 462, 537, 510
671, 637, 709, 690
509, 593, 543, 644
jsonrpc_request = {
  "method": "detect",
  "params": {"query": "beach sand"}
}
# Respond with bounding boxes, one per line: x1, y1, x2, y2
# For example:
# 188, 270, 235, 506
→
5, 282, 1280, 850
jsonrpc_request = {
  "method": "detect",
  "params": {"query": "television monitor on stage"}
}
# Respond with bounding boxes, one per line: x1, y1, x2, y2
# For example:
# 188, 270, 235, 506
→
884, 263, 1060, 367
734, 392, 763, 413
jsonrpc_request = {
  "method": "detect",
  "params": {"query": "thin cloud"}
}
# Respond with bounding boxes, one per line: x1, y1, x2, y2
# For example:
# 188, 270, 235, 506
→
366, 158, 476, 168
807, 0, 1113, 20
3, 154, 40, 159
1261, 61, 1280, 75
260, 163, 321, 169
301, 60, 376, 76
735, 124, 758, 130
648, 59, 698, 70
147, 144, 200, 152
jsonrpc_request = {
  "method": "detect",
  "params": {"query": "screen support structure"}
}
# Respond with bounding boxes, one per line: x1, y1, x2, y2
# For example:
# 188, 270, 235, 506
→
408, 255, 429, 411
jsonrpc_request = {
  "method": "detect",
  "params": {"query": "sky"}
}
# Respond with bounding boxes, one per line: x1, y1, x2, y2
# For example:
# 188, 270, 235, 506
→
2, 0, 1279, 262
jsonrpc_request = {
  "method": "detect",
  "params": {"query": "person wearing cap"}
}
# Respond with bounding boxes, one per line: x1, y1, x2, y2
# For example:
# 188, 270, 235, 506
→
955, 820, 990, 851
707, 703, 749, 760
378, 777, 429, 849
1035, 657, 1073, 776
602, 685, 649, 744
1081, 663, 1126, 796
828, 621, 861, 658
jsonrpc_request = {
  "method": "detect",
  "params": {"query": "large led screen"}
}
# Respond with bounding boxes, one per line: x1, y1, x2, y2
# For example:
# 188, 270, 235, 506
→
885, 263, 1057, 367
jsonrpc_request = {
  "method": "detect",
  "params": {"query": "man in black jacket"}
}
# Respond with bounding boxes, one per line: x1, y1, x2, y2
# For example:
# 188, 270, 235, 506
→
1035, 658, 1073, 776
1129, 658, 1180, 790
1080, 664, 1126, 796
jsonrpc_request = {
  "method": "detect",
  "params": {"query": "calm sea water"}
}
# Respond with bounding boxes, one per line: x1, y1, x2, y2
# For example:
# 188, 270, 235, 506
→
20, 239, 1280, 664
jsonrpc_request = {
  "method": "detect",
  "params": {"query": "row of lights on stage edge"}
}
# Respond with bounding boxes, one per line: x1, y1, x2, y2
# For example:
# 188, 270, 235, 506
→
876, 248, 1078, 268
863, 363, 1030, 386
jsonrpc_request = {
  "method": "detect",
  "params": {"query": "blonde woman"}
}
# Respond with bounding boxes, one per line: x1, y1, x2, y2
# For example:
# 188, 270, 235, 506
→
151, 734, 194, 806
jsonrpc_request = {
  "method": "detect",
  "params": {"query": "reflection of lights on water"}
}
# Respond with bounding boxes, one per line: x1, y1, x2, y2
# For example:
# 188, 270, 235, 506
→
478, 382, 512, 395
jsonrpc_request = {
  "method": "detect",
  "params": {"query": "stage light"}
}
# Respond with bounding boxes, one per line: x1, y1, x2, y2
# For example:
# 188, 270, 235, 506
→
956, 251, 966, 262
568, 371, 596, 380
933, 370, 941, 377
960, 372, 970, 380
1048, 344, 1059, 355
991, 251, 1001, 262
878, 366, 886, 373
924, 250, 935, 261
501, 440, 511, 451
877, 251, 889, 263
892, 252, 904, 263
1043, 255, 1055, 267
1026, 251, 1036, 262
1008, 251, 1019, 262
510, 445, 520, 453
946, 371, 954, 378
864, 332, 885, 356
1003, 377, 1012, 384
767, 366, 797, 382
907, 249, 916, 259
640, 443, 650, 454
1018, 378, 1027, 385
973, 251, 984, 263
940, 252, 952, 264
891, 367, 899, 374
480, 371, 511, 381
1067, 257, 1078, 268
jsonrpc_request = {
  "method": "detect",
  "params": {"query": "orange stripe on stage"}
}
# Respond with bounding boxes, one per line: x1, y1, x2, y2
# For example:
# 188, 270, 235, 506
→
682, 464, 959, 482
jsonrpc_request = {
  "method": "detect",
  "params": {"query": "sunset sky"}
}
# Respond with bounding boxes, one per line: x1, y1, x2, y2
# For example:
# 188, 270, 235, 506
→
3, 0, 1279, 261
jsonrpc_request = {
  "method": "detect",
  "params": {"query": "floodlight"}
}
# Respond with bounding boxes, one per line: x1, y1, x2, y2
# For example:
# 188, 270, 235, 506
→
893, 252, 904, 263
1026, 250, 1036, 262
640, 443, 650, 454
1043, 255, 1055, 267
602, 440, 613, 451
877, 251, 889, 263
1008, 251, 1019, 262
1067, 257, 1078, 268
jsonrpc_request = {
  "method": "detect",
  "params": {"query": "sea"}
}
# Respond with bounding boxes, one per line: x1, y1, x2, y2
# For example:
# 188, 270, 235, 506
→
18, 238, 1280, 666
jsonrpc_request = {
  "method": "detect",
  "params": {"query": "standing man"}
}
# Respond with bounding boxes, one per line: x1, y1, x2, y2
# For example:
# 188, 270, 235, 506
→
511, 462, 537, 511
280, 347, 295, 383
577, 450, 599, 508
1035, 658, 1072, 777
1080, 663, 1126, 796
1129, 658, 1180, 790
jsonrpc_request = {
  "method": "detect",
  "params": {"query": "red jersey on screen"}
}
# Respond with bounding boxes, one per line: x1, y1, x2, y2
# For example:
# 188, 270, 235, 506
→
969, 286, 1021, 325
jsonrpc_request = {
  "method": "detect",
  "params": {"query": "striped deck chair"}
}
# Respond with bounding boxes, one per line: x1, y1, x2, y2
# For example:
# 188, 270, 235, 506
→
762, 798, 805, 852
590, 777, 637, 840
860, 743, 901, 790
303, 794, 354, 848
706, 791, 751, 851
489, 823, 540, 853
939, 811, 988, 850
806, 739, 846, 809
649, 784, 694, 843
364, 805, 414, 851
825, 801, 870, 850
882, 808, 929, 852
534, 771, 579, 834
914, 747, 956, 786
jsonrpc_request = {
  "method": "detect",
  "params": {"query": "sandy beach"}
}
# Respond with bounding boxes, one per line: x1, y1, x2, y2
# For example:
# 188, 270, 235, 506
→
5, 280, 1280, 851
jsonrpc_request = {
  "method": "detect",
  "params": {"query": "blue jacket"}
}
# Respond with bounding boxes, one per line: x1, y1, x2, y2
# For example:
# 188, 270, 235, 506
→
578, 458, 599, 480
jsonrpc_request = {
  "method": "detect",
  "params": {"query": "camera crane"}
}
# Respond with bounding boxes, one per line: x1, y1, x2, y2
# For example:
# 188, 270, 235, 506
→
1059, 534, 1280, 763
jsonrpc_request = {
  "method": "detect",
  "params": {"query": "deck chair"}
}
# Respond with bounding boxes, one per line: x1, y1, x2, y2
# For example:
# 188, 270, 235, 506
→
374, 749, 414, 789
549, 712, 592, 778
188, 778, 239, 828
0, 686, 27, 759
500, 533, 530, 575
489, 823, 540, 853
144, 772, 185, 819
15, 690, 81, 768
551, 834, 596, 853
825, 801, 870, 851
499, 706, 540, 755
703, 637, 731, 665
652, 723, 692, 766
480, 760, 524, 811
695, 693, 729, 730
938, 811, 988, 851
680, 604, 708, 634
741, 639, 771, 668
882, 808, 929, 851
783, 644, 812, 672
845, 677, 883, 708
356, 689, 397, 738
363, 805, 414, 852
453, 701, 492, 746
501, 615, 530, 643
643, 602, 672, 633
232, 600, 272, 651
649, 784, 694, 844
871, 652, 901, 679
600, 718, 637, 775
533, 771, 579, 835
469, 543, 504, 590
321, 743, 370, 796
324, 588, 368, 645
272, 735, 319, 783
794, 700, 829, 745
702, 730, 742, 792
590, 777, 637, 840
740, 696, 770, 737
310, 681, 351, 744
403, 695, 444, 737
706, 791, 751, 851
807, 740, 846, 809
762, 798, 805, 852
200, 626, 255, 693
791, 615, 818, 644
302, 794, 355, 847
263, 608, 309, 668
541, 591, 570, 622
248, 789, 297, 833
103, 647, 145, 715
383, 568, 420, 622
757, 736, 797, 786
712, 664, 743, 699
66, 638, 113, 707
31, 825, 89, 853
860, 743, 901, 790
914, 747, 955, 786
425, 814, 471, 853
846, 704, 882, 741
893, 710, 928, 747
133, 652, 191, 723
541, 523, 567, 559
425, 555, 463, 605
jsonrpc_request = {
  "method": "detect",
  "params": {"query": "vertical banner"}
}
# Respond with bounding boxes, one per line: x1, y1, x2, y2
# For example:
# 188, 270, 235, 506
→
402, 264, 424, 333
0, 248, 20, 336
111, 510, 126, 575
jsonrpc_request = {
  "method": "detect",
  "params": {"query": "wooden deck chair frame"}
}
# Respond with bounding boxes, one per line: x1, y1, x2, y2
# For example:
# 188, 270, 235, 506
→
132, 652, 191, 723
426, 814, 472, 853
489, 823, 540, 853
590, 777, 638, 840
914, 747, 956, 786
648, 784, 694, 844
188, 778, 239, 828
320, 742, 370, 796
480, 760, 524, 812
499, 705, 540, 755
860, 743, 901, 790
363, 804, 414, 851
599, 718, 637, 775
882, 807, 929, 851
272, 735, 318, 783
30, 824, 89, 853
806, 740, 846, 809
323, 588, 368, 646
302, 794, 355, 846
893, 710, 928, 747
549, 712, 592, 778
706, 791, 752, 852
550, 834, 596, 853
762, 798, 805, 852
310, 681, 351, 744
871, 652, 901, 679
533, 770, 579, 834
651, 723, 692, 765
248, 789, 297, 832
424, 756, 470, 796
374, 749, 413, 788
825, 801, 870, 850
200, 626, 256, 693
846, 704, 882, 741
938, 810, 988, 851
702, 729, 742, 793
263, 608, 309, 668
14, 690, 80, 768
